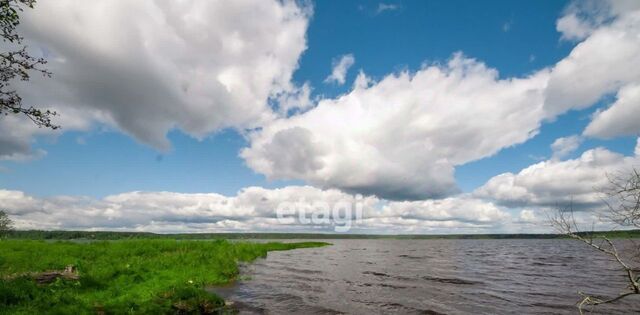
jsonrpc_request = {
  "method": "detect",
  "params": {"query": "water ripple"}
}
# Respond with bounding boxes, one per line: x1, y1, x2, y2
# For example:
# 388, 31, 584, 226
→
211, 239, 640, 314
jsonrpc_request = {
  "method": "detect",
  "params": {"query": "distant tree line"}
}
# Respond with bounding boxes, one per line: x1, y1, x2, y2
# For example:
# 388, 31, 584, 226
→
4, 229, 640, 241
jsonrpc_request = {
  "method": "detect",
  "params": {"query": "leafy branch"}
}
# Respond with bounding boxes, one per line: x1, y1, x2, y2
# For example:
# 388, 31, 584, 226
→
0, 0, 58, 129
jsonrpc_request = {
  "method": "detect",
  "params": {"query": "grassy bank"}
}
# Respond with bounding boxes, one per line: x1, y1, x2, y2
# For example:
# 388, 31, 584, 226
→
0, 239, 329, 314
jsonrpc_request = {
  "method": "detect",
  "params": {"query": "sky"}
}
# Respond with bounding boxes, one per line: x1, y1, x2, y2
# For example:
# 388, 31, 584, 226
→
1, 0, 639, 234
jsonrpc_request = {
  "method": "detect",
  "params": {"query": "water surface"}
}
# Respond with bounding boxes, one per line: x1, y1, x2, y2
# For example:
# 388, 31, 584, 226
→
211, 239, 640, 314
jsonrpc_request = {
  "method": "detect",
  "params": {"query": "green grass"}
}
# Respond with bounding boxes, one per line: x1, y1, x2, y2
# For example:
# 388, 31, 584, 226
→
0, 239, 329, 314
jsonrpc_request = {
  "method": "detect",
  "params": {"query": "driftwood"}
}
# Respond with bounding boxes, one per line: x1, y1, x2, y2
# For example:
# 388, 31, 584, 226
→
34, 265, 79, 284
2, 265, 80, 284
33, 265, 79, 284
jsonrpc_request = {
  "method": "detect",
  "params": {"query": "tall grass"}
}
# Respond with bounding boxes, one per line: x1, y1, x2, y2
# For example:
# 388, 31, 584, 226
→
0, 239, 328, 314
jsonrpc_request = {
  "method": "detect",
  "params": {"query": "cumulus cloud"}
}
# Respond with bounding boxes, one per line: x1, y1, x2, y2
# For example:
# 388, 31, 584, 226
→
0, 106, 105, 160
0, 186, 510, 233
243, 54, 549, 200
547, 0, 640, 141
517, 209, 537, 223
0, 186, 354, 232
584, 83, 640, 138
324, 54, 355, 85
551, 0, 640, 141
556, 14, 594, 41
375, 196, 509, 224
240, 0, 640, 201
3, 0, 640, 220
545, 0, 640, 118
274, 82, 314, 115
550, 135, 582, 160
0, 0, 310, 159
475, 145, 640, 209
556, 0, 639, 41
0, 115, 48, 161
556, 1, 607, 41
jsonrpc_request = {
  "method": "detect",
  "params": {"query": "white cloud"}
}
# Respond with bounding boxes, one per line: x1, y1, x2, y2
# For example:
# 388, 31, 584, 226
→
556, 13, 594, 41
3, 0, 640, 218
550, 135, 582, 160
556, 0, 640, 41
0, 106, 103, 160
547, 1, 640, 141
0, 186, 356, 232
375, 196, 509, 224
243, 54, 549, 200
584, 83, 640, 138
0, 0, 311, 159
324, 54, 355, 85
475, 146, 640, 209
240, 1, 640, 201
502, 21, 512, 32
545, 1, 640, 117
275, 82, 314, 115
0, 190, 42, 211
0, 115, 42, 161
518, 209, 537, 223
1, 186, 511, 233
376, 3, 400, 15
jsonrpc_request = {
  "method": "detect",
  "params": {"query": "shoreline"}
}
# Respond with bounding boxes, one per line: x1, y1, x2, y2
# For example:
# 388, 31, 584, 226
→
0, 239, 329, 313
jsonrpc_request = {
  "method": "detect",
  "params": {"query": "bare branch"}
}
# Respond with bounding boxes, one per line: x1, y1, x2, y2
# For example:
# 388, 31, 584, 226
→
550, 173, 640, 313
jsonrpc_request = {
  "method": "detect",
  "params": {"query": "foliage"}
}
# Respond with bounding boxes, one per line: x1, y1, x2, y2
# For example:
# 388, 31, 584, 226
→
0, 0, 57, 129
0, 239, 329, 314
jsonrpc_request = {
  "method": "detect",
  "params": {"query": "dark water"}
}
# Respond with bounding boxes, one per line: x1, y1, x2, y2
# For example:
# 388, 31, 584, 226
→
211, 239, 640, 314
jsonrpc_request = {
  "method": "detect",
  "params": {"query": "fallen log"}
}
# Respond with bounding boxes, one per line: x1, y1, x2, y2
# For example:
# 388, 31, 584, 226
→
33, 265, 79, 284
31, 265, 79, 284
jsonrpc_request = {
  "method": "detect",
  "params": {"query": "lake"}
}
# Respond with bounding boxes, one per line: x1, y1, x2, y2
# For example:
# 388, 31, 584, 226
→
211, 239, 640, 314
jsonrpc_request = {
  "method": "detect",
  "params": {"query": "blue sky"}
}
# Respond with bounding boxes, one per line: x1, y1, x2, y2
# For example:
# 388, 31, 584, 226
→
1, 0, 639, 233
